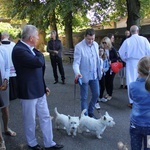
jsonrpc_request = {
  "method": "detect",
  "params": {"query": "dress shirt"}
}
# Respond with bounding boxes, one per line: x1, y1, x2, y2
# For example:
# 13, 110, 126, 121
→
86, 43, 97, 80
21, 40, 36, 56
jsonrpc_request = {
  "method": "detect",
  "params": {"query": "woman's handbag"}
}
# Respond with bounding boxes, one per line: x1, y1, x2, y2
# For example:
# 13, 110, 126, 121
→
111, 61, 123, 73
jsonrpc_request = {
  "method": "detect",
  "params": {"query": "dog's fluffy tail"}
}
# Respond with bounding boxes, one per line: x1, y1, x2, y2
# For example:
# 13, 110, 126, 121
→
54, 107, 59, 116
81, 109, 87, 117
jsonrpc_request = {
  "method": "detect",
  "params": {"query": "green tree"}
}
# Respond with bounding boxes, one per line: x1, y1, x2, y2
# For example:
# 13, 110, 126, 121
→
86, 0, 150, 29
0, 0, 150, 49
0, 0, 89, 49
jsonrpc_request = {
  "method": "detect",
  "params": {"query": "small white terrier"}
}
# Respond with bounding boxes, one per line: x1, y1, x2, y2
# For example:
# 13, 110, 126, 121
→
78, 109, 115, 139
54, 107, 79, 136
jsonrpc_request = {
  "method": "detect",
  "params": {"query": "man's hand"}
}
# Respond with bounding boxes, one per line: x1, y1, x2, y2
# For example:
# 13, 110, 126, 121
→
54, 50, 58, 54
74, 74, 82, 84
0, 79, 8, 91
46, 87, 50, 96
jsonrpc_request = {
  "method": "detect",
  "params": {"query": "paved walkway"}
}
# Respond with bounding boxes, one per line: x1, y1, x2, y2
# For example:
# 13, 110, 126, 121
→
4, 60, 131, 150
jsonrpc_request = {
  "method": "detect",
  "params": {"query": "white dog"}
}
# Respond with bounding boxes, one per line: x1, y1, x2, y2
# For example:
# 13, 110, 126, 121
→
78, 109, 115, 139
54, 107, 79, 136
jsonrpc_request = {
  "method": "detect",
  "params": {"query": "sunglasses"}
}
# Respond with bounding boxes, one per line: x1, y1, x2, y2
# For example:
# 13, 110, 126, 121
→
102, 42, 107, 44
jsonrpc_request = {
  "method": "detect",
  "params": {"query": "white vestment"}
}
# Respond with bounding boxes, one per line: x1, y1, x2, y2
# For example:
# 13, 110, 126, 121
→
119, 34, 150, 103
0, 48, 10, 107
1, 40, 16, 77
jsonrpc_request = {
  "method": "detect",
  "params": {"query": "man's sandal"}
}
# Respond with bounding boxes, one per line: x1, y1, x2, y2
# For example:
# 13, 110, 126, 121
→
0, 141, 6, 150
4, 128, 16, 137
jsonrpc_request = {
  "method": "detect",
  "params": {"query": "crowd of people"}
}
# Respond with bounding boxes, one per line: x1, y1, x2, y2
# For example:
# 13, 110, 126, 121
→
73, 26, 150, 150
0, 24, 150, 150
0, 26, 64, 150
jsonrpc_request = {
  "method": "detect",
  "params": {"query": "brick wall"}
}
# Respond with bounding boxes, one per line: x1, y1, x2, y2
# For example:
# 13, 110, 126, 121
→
60, 24, 150, 50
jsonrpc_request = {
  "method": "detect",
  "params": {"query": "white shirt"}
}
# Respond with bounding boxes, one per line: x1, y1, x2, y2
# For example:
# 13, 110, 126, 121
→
0, 39, 16, 77
0, 48, 10, 81
119, 34, 150, 62
87, 44, 98, 80
21, 40, 36, 56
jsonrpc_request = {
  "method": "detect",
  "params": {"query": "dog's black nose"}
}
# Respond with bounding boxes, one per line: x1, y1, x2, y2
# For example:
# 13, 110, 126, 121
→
72, 127, 75, 129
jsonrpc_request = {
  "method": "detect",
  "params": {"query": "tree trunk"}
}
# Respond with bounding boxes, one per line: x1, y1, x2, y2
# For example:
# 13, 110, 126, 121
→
126, 0, 140, 30
49, 10, 58, 37
64, 11, 74, 49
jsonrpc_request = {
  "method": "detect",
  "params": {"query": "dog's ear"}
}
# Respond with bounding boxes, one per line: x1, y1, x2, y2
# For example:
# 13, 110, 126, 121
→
68, 115, 71, 120
105, 111, 109, 116
103, 116, 106, 120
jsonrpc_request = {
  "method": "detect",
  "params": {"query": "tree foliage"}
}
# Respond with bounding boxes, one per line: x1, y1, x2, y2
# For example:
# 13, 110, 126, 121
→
140, 0, 150, 17
0, 22, 21, 39
0, 0, 150, 48
1, 0, 150, 29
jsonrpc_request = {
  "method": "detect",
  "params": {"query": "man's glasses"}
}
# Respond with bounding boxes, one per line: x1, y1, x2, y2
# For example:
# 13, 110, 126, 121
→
102, 42, 107, 44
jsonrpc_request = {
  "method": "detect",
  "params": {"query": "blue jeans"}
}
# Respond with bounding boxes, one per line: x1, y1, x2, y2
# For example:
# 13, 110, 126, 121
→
130, 122, 150, 150
80, 79, 99, 115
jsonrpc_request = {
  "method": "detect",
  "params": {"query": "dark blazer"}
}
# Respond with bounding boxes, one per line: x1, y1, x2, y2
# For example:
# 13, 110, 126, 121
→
47, 39, 63, 58
12, 40, 46, 99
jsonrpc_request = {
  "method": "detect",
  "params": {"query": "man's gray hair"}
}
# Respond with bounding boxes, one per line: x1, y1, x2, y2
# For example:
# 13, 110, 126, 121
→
130, 25, 139, 34
1, 31, 9, 37
22, 25, 37, 40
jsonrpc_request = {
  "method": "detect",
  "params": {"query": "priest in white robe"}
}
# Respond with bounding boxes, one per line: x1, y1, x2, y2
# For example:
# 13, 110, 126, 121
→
119, 25, 150, 107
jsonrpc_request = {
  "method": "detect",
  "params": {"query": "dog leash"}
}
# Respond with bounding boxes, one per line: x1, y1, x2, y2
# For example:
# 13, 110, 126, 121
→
73, 77, 82, 116
73, 83, 77, 116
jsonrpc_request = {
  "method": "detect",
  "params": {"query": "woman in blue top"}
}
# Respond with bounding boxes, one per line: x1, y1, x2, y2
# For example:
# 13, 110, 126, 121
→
129, 56, 150, 150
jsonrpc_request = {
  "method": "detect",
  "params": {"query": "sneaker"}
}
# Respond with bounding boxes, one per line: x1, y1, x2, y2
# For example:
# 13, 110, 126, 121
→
95, 103, 101, 109
53, 81, 58, 84
99, 98, 108, 102
107, 96, 112, 101
124, 85, 127, 89
104, 94, 109, 98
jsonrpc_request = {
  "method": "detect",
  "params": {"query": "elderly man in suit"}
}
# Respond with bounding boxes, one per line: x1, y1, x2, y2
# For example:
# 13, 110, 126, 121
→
12, 25, 63, 150
73, 28, 102, 118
